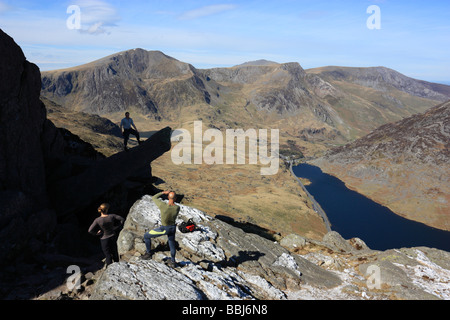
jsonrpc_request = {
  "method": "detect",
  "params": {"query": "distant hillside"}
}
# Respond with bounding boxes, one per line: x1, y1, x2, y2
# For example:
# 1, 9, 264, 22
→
42, 97, 123, 157
307, 66, 450, 102
312, 100, 450, 231
41, 49, 450, 148
235, 59, 279, 67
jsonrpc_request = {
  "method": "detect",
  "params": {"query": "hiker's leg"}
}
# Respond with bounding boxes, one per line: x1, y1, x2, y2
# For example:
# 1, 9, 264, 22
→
144, 227, 167, 253
130, 129, 141, 144
136, 131, 141, 144
167, 226, 177, 262
110, 235, 120, 262
143, 232, 152, 253
100, 238, 113, 265
123, 129, 130, 147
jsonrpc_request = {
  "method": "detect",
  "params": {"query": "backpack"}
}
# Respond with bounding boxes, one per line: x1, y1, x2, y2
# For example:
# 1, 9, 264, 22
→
178, 219, 196, 233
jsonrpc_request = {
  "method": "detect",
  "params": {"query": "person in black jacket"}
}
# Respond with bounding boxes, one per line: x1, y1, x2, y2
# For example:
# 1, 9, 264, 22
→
88, 203, 125, 266
120, 112, 141, 151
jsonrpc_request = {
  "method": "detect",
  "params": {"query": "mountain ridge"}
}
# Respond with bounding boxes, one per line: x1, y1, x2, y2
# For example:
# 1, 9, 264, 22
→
41, 48, 213, 117
307, 65, 450, 102
235, 59, 280, 67
41, 48, 450, 144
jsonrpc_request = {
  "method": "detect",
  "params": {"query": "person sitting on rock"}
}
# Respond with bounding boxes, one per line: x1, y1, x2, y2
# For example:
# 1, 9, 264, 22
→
88, 203, 125, 266
142, 191, 180, 267
120, 112, 141, 151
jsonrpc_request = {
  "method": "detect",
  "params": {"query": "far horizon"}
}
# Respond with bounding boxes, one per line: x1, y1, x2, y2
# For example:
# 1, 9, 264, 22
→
1, 1, 449, 83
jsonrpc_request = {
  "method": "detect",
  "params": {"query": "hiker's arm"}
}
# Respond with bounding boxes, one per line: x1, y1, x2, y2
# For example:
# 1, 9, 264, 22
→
113, 215, 125, 231
115, 214, 125, 226
131, 120, 138, 132
88, 220, 100, 236
152, 192, 165, 206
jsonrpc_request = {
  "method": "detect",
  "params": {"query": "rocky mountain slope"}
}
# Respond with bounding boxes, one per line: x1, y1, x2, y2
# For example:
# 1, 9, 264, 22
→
311, 101, 450, 231
308, 66, 450, 103
41, 49, 213, 119
37, 195, 450, 300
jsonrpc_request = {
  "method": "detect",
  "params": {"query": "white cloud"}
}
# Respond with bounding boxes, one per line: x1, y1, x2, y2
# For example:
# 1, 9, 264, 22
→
73, 0, 121, 35
80, 21, 107, 35
179, 4, 236, 20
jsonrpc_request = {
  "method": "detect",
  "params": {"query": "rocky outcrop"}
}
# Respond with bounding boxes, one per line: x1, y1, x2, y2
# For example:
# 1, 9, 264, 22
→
89, 195, 450, 300
0, 29, 47, 204
48, 126, 172, 219
0, 28, 57, 265
0, 29, 172, 271
92, 195, 341, 300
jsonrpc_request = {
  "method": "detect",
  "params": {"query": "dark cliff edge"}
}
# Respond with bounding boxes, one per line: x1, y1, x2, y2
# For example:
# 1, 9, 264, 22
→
0, 29, 171, 299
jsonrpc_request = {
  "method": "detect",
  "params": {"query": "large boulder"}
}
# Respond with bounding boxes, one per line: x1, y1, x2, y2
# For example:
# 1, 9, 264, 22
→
90, 259, 206, 300
88, 195, 450, 301
95, 195, 342, 300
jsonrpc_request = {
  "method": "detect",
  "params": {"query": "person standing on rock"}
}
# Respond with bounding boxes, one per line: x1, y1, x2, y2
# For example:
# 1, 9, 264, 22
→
142, 191, 180, 267
120, 112, 141, 151
88, 203, 125, 266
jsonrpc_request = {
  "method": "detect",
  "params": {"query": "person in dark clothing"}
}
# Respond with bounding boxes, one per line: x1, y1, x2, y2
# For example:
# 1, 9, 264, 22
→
142, 191, 180, 267
88, 203, 125, 266
120, 112, 141, 151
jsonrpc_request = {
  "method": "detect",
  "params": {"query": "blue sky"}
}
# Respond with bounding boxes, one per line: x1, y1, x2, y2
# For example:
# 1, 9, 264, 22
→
0, 0, 449, 82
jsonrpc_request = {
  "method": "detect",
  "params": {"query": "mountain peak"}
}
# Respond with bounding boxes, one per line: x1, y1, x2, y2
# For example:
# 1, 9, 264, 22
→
236, 59, 279, 67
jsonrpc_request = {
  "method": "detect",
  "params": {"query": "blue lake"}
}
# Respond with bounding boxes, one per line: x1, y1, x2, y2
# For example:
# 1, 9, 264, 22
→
293, 163, 450, 252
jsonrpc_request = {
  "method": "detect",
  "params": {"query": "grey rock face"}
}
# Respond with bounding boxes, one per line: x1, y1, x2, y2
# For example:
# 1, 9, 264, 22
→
41, 49, 212, 117
91, 260, 205, 300
91, 195, 450, 300
105, 195, 341, 300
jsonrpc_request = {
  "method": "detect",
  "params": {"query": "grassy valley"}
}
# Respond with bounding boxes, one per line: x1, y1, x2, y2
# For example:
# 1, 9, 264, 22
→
40, 49, 450, 236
